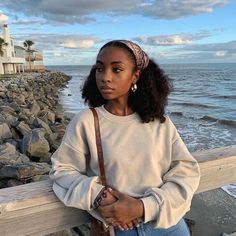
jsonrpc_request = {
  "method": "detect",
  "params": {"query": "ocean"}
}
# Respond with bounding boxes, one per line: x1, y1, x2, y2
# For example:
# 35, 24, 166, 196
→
47, 63, 236, 152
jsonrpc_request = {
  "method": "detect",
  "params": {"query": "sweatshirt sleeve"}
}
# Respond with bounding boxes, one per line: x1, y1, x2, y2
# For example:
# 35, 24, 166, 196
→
141, 118, 200, 228
49, 112, 104, 211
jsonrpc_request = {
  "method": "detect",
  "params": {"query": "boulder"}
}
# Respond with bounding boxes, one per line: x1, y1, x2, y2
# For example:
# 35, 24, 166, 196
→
8, 102, 21, 113
0, 123, 12, 139
0, 142, 16, 157
0, 162, 51, 180
7, 179, 23, 187
0, 91, 6, 98
21, 129, 50, 158
0, 112, 18, 125
0, 105, 16, 116
29, 100, 41, 116
33, 118, 52, 134
46, 133, 62, 151
16, 121, 32, 136
0, 146, 30, 165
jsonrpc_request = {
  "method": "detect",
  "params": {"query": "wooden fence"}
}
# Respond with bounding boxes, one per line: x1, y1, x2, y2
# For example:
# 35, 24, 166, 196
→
0, 145, 236, 236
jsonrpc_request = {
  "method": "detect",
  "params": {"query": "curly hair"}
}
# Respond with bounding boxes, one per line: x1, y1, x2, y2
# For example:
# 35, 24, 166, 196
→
81, 42, 172, 123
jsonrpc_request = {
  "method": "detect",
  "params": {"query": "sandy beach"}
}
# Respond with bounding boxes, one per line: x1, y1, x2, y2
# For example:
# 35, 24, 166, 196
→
187, 188, 236, 236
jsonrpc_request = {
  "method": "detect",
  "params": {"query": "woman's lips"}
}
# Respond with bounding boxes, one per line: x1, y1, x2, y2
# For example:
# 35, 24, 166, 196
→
100, 86, 114, 93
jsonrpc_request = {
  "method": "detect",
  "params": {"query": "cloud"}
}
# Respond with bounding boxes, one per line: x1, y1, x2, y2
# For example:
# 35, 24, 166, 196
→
215, 51, 227, 57
136, 0, 230, 20
60, 39, 95, 49
163, 40, 236, 62
11, 19, 45, 25
0, 13, 8, 24
0, 0, 230, 24
181, 40, 236, 52
14, 33, 99, 51
134, 30, 211, 46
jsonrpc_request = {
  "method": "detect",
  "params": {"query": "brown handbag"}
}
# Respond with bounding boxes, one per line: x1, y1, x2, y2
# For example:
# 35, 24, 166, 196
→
90, 108, 115, 236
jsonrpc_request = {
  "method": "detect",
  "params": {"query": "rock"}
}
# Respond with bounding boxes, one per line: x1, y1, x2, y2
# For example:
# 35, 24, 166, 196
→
29, 100, 41, 116
0, 112, 18, 125
0, 142, 16, 157
46, 229, 79, 236
0, 105, 16, 116
37, 110, 49, 123
8, 102, 21, 113
0, 162, 51, 180
0, 85, 6, 92
31, 174, 49, 182
0, 72, 71, 187
33, 118, 52, 134
21, 129, 50, 158
7, 179, 23, 187
16, 121, 32, 136
55, 113, 65, 123
37, 100, 49, 110
0, 123, 12, 139
47, 111, 56, 123
21, 108, 32, 117
39, 153, 51, 163
0, 143, 30, 165
50, 124, 66, 136
0, 91, 6, 98
46, 133, 62, 151
13, 94, 26, 105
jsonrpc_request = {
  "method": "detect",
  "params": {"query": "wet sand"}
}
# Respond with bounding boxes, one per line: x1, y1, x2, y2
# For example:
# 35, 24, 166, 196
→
186, 188, 236, 236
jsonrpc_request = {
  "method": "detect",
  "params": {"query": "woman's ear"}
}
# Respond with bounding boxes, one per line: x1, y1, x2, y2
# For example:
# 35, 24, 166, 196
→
133, 70, 141, 83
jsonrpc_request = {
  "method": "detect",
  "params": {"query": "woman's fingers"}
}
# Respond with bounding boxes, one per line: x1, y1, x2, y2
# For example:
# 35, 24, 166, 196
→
132, 218, 140, 227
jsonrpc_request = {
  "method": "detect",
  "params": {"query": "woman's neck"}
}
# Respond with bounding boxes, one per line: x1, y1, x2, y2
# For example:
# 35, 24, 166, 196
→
104, 102, 133, 116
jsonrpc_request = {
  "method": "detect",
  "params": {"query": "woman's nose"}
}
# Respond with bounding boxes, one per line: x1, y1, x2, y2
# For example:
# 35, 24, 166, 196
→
101, 70, 112, 82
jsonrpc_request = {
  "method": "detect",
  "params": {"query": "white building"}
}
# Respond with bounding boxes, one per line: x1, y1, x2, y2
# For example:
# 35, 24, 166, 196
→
0, 24, 25, 74
0, 23, 45, 75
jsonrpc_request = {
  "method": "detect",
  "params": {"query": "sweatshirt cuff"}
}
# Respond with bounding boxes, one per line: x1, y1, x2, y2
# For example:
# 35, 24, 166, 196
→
141, 195, 160, 223
91, 182, 105, 209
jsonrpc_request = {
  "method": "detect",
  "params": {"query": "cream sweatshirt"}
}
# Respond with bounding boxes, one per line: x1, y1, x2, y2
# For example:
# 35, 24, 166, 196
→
49, 106, 200, 229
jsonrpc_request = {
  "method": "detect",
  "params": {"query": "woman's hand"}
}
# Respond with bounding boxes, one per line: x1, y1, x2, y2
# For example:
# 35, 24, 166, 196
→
99, 188, 117, 206
98, 189, 144, 228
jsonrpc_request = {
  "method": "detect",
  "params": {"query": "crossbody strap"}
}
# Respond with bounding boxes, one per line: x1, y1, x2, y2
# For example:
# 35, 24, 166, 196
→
90, 108, 107, 186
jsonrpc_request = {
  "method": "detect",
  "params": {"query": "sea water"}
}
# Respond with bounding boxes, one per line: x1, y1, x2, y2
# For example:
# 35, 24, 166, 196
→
47, 63, 236, 152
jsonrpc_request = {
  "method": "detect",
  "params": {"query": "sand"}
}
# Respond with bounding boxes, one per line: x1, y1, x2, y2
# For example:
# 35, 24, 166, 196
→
186, 188, 236, 236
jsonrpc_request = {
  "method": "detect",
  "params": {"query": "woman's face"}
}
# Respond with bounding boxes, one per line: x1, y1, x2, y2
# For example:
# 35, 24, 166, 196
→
95, 46, 139, 102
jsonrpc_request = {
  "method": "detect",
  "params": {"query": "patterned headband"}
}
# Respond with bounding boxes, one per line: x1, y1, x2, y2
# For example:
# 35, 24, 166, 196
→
108, 40, 149, 70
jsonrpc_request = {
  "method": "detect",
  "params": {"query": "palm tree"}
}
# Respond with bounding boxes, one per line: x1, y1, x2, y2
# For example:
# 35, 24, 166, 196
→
0, 37, 8, 57
23, 40, 34, 71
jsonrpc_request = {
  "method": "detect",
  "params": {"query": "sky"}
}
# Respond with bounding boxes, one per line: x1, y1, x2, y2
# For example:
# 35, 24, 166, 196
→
0, 0, 236, 65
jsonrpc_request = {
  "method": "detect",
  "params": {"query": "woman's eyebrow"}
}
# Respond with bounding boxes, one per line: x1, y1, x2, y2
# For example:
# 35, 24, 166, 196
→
111, 61, 125, 65
96, 60, 125, 65
96, 60, 103, 64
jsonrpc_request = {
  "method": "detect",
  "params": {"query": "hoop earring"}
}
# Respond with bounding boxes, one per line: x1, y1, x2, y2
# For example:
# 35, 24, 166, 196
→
131, 83, 137, 92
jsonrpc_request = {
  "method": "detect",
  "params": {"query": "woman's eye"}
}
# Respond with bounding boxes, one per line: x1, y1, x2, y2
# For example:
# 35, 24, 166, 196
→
113, 68, 122, 73
96, 67, 103, 72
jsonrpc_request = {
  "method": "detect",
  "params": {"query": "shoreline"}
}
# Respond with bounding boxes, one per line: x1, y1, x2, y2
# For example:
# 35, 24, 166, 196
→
0, 71, 72, 188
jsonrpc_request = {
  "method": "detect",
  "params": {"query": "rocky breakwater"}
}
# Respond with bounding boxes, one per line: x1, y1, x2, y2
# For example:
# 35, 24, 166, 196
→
0, 72, 71, 188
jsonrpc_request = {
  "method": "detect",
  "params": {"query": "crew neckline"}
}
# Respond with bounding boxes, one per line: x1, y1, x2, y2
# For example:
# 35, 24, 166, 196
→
97, 105, 139, 123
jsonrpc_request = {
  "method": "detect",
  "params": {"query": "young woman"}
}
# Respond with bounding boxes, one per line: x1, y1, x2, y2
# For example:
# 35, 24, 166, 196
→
50, 40, 200, 236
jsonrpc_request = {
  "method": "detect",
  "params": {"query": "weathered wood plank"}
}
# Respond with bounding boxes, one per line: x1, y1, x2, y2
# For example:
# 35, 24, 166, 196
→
0, 145, 235, 236
193, 145, 236, 193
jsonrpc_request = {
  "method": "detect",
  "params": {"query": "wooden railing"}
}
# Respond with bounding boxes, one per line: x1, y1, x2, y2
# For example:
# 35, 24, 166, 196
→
0, 145, 236, 236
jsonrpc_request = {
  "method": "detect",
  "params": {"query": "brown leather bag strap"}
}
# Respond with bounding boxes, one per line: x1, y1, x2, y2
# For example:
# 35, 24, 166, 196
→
90, 108, 107, 186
